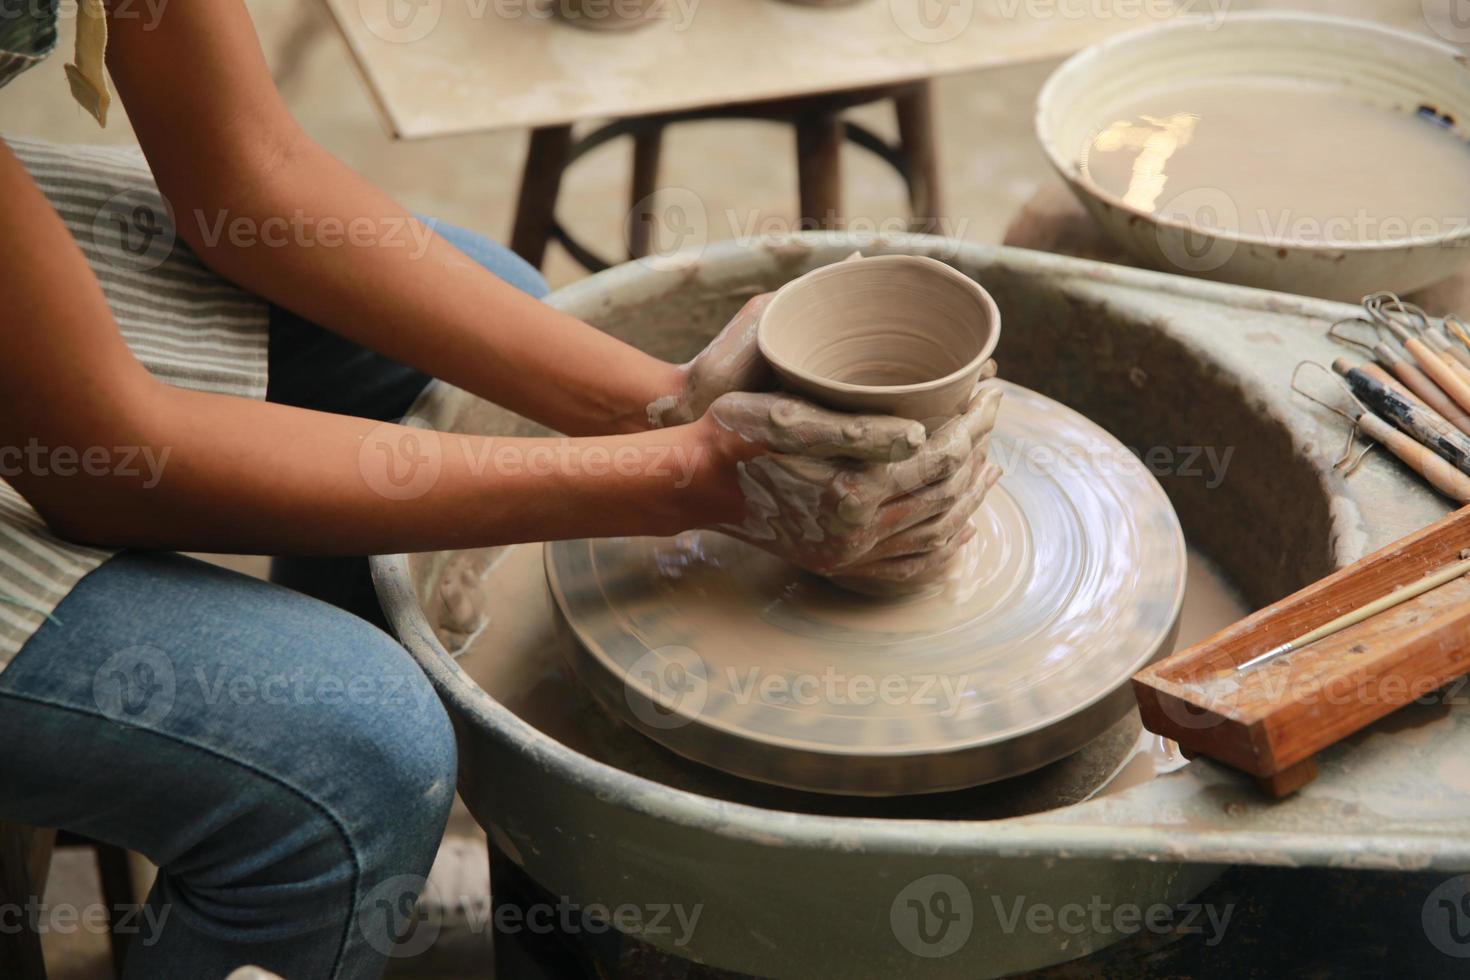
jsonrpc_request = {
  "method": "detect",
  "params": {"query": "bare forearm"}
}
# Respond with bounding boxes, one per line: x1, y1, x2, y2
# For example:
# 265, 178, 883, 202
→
27, 387, 725, 555
104, 1, 679, 437
165, 142, 677, 436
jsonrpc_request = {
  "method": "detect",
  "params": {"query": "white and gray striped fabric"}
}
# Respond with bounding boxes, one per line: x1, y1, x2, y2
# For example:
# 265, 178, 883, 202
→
0, 2, 58, 93
0, 136, 269, 665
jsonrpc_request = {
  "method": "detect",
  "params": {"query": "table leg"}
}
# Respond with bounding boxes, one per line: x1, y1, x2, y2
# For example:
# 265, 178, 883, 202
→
627, 125, 664, 260
895, 81, 944, 234
796, 109, 843, 231
511, 124, 575, 269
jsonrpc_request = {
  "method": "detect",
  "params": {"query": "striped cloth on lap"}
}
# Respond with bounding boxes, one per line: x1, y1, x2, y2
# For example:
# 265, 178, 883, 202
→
0, 136, 269, 665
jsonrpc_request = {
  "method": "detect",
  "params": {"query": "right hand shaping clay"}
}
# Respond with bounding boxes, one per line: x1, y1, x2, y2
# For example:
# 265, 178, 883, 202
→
708, 383, 1003, 593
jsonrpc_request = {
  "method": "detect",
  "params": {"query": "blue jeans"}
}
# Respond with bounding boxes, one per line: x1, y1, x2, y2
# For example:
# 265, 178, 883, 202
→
0, 223, 548, 979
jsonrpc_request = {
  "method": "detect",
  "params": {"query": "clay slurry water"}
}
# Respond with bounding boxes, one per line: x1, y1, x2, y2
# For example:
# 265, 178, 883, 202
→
1079, 77, 1470, 242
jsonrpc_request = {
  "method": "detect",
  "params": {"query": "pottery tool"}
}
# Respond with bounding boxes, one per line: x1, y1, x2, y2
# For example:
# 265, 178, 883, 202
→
1372, 343, 1470, 435
1291, 362, 1470, 503
1426, 330, 1470, 373
1331, 358, 1470, 474
1326, 313, 1470, 436
1135, 504, 1470, 797
547, 384, 1185, 796
1356, 359, 1426, 407
1234, 552, 1470, 672
1374, 291, 1470, 373
1373, 293, 1470, 412
1445, 314, 1470, 354
1357, 302, 1470, 421
1407, 304, 1470, 372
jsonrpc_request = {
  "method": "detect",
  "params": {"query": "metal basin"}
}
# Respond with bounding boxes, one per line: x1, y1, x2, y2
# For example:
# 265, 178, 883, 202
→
373, 234, 1468, 978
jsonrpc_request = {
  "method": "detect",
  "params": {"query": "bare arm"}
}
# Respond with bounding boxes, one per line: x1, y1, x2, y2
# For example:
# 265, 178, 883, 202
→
0, 144, 736, 554
4, 1, 992, 583
103, 0, 680, 437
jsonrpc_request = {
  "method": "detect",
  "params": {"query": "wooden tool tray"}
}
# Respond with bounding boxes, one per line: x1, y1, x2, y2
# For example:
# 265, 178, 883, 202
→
1134, 504, 1470, 797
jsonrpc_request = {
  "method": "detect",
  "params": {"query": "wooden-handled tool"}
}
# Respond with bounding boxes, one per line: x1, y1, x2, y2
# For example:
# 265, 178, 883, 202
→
1392, 330, 1470, 415
1371, 342, 1470, 436
1366, 295, 1470, 415
1334, 358, 1470, 474
1423, 328, 1470, 371
1293, 362, 1470, 503
1353, 411, 1470, 501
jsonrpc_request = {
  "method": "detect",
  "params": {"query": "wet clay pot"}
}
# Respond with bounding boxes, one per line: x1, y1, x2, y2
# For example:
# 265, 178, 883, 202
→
758, 254, 1001, 425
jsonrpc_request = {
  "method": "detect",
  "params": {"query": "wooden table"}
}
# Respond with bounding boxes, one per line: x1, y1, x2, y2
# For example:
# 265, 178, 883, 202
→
324, 0, 1179, 139
324, 0, 1185, 268
323, 0, 1179, 268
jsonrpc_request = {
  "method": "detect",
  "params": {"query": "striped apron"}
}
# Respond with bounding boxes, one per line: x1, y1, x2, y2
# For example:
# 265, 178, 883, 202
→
0, 136, 269, 665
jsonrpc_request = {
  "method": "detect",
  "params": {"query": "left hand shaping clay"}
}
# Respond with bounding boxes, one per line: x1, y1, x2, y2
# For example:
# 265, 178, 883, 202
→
648, 292, 773, 428
648, 254, 869, 428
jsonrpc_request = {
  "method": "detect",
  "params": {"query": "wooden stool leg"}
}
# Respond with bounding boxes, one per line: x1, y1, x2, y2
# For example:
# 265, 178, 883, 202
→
895, 81, 944, 234
488, 843, 590, 979
0, 823, 55, 980
510, 124, 575, 269
796, 109, 844, 231
94, 843, 135, 976
627, 125, 664, 260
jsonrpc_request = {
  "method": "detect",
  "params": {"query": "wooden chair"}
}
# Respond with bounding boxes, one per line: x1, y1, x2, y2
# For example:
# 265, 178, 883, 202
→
510, 79, 944, 272
0, 822, 137, 980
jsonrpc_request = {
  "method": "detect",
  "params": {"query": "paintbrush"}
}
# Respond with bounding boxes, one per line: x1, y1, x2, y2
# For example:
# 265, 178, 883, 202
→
1236, 553, 1470, 671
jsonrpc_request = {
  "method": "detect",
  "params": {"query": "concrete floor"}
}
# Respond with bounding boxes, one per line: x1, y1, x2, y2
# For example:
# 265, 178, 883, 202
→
0, 0, 1446, 977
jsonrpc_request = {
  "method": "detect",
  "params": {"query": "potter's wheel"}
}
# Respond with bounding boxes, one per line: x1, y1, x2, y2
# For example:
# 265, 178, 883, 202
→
546, 383, 1186, 795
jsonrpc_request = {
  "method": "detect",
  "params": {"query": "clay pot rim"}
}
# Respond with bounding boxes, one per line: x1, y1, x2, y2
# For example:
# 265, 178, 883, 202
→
756, 254, 1001, 400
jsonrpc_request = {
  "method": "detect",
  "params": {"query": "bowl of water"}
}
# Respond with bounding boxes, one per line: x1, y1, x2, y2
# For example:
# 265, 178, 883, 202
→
1036, 12, 1470, 301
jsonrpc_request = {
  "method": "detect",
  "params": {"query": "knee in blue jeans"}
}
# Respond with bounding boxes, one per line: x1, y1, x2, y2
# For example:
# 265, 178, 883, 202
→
319, 652, 459, 861
161, 684, 455, 910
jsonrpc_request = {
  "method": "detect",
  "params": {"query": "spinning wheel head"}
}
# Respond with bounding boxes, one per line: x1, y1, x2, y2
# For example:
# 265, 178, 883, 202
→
548, 384, 1186, 795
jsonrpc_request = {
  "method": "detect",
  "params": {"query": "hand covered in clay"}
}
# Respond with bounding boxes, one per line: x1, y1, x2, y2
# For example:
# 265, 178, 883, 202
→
704, 383, 1004, 594
648, 254, 870, 428
648, 290, 774, 428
